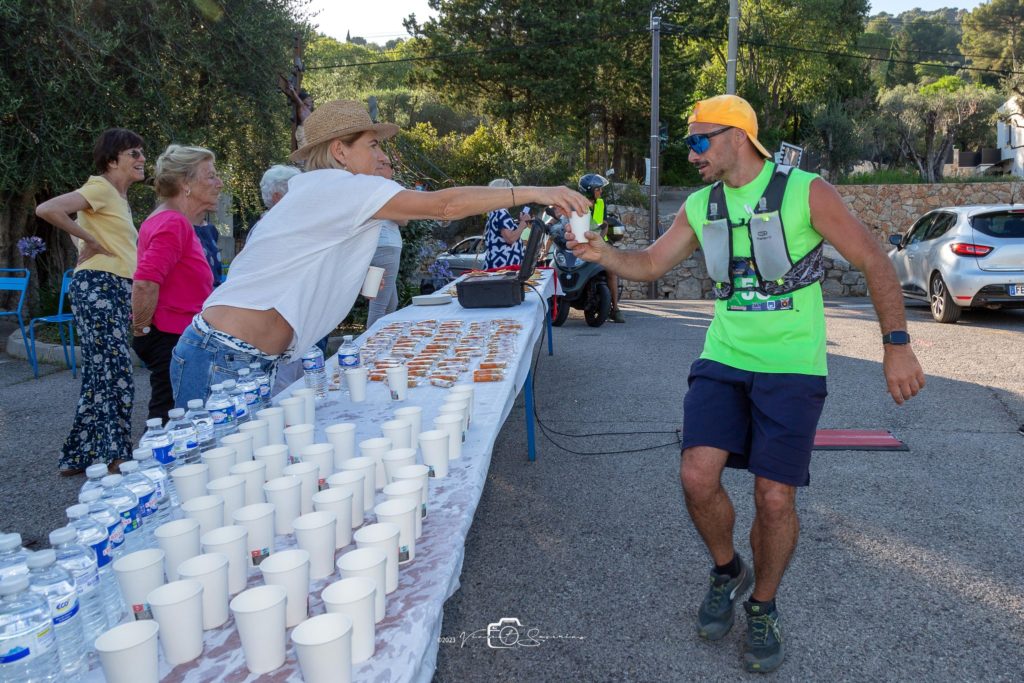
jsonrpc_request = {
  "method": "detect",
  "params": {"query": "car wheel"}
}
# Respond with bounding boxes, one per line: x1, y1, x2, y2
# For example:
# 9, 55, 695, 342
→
551, 295, 570, 327
584, 284, 611, 327
930, 273, 961, 323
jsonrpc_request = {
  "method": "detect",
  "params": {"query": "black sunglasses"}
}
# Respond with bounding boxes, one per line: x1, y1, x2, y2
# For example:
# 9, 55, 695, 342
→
122, 149, 144, 159
684, 126, 733, 154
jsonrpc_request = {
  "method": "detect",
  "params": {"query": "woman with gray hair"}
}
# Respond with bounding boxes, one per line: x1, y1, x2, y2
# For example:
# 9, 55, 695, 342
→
246, 164, 301, 246
170, 99, 589, 406
132, 144, 220, 419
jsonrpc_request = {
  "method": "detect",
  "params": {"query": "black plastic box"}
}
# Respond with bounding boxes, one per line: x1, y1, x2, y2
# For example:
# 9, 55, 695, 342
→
455, 272, 524, 308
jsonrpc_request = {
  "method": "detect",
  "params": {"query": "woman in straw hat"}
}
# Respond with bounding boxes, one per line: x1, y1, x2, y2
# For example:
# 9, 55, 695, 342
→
169, 99, 589, 406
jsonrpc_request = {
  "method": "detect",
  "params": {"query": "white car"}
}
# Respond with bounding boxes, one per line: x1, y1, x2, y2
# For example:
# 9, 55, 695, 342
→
887, 205, 1024, 322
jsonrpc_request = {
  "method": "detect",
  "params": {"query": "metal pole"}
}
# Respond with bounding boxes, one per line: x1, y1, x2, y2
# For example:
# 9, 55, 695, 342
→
648, 14, 660, 300
726, 0, 738, 94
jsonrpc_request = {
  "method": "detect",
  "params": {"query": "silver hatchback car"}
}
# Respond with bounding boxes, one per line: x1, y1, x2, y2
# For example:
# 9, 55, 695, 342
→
888, 205, 1024, 322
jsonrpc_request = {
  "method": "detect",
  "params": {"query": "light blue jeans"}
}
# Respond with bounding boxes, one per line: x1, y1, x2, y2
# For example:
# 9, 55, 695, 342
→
170, 323, 278, 409
367, 245, 402, 328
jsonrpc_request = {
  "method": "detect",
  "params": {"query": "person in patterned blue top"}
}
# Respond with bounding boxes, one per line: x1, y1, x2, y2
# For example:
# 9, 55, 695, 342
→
483, 178, 530, 269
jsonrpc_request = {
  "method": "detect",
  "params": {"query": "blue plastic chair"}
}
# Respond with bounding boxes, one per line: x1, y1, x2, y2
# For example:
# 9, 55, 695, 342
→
0, 268, 37, 374
27, 269, 77, 378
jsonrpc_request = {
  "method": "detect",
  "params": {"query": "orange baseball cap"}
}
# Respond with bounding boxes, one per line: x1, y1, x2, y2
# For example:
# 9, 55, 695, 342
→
688, 95, 771, 159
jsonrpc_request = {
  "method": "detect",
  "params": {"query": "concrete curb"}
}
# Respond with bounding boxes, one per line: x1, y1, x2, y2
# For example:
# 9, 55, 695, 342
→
5, 329, 143, 369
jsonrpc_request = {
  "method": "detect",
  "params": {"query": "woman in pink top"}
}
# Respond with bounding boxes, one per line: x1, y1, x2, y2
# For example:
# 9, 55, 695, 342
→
132, 145, 219, 419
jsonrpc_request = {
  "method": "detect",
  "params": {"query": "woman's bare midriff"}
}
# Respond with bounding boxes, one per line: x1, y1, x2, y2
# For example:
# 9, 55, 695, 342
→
202, 305, 294, 355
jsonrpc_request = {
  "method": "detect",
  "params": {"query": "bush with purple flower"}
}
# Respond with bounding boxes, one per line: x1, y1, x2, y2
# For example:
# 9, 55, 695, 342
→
17, 236, 47, 259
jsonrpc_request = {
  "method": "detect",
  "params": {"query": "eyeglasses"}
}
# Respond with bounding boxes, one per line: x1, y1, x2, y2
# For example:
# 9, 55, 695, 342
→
122, 149, 144, 160
684, 127, 733, 154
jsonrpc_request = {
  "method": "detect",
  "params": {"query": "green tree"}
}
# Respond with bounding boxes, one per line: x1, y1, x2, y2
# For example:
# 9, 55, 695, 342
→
962, 0, 1024, 78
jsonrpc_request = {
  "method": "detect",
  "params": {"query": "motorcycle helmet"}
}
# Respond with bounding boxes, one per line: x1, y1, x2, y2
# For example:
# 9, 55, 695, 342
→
578, 173, 609, 200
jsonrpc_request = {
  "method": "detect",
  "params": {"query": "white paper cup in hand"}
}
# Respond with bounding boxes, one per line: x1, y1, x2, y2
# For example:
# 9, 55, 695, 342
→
218, 432, 254, 464
382, 448, 417, 485
292, 511, 338, 580
238, 419, 269, 450
300, 443, 335, 489
361, 265, 385, 298
284, 423, 316, 465
384, 478, 424, 539
292, 613, 354, 683
359, 437, 392, 491
201, 447, 236, 480
325, 422, 357, 466
256, 407, 285, 445
569, 210, 592, 243
340, 457, 377, 513
232, 503, 277, 568
345, 367, 368, 403
374, 498, 417, 565
292, 387, 317, 424
279, 396, 305, 428
206, 475, 246, 522
263, 476, 302, 535
392, 464, 430, 520
326, 470, 365, 529
393, 406, 422, 443
259, 548, 310, 628
353, 522, 400, 594
418, 430, 450, 478
170, 463, 209, 504
254, 444, 289, 481
146, 579, 204, 666
321, 577, 376, 664
176, 553, 229, 630
94, 620, 160, 683
336, 548, 387, 623
112, 549, 165, 621
385, 365, 408, 402
230, 460, 267, 505
153, 518, 201, 582
230, 585, 288, 674
181, 494, 224, 537
284, 460, 319, 515
200, 525, 249, 595
313, 488, 354, 549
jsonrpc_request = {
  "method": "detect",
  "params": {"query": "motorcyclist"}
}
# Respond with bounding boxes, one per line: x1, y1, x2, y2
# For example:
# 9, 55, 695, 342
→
579, 173, 625, 322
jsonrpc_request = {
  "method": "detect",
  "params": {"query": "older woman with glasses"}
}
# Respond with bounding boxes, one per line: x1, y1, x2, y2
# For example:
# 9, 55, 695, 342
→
36, 127, 146, 475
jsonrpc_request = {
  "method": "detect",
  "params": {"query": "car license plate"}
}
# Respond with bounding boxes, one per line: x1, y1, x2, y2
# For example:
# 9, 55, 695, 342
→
1010, 284, 1024, 297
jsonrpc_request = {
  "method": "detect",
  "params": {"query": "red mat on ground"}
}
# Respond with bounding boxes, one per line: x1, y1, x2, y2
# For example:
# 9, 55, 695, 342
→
813, 429, 908, 451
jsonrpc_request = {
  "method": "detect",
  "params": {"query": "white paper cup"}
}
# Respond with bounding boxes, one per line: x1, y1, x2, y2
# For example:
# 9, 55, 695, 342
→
569, 210, 592, 243
344, 368, 368, 403
279, 396, 305, 428
380, 419, 412, 449
180, 495, 224, 537
94, 619, 160, 683
259, 548, 310, 627
300, 443, 335, 489
359, 436, 392, 491
283, 460, 319, 515
170, 463, 209, 504
393, 406, 422, 444
201, 446, 236, 480
444, 396, 472, 431
229, 460, 267, 505
284, 423, 316, 465
336, 548, 387, 623
392, 464, 430, 520
385, 365, 408, 401
374, 499, 417, 565
200, 525, 249, 595
325, 423, 357, 466
321, 577, 376, 664
146, 579, 204, 665
292, 511, 338, 580
292, 612, 353, 683
353, 523, 400, 594
218, 432, 254, 464
153, 518, 201, 582
384, 479, 424, 539
230, 584, 288, 674
382, 448, 417, 484
176, 553, 229, 630
238, 419, 269, 450
263, 476, 302, 534
256, 407, 285, 445
449, 384, 475, 422
434, 414, 464, 459
254, 444, 289, 481
232, 503, 276, 568
326, 470, 365, 529
340, 457, 377, 513
206, 475, 246, 522
292, 387, 317, 425
113, 549, 165, 621
438, 404, 467, 441
313, 488, 354, 549
418, 430, 450, 478
361, 265, 385, 298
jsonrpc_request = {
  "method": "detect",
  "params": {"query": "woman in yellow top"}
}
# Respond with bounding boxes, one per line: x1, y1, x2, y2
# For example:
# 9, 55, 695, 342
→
36, 128, 146, 475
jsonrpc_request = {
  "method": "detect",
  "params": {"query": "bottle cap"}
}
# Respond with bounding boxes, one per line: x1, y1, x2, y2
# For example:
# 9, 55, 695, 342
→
119, 461, 139, 474
222, 380, 236, 389
26, 549, 56, 569
78, 489, 102, 504
86, 463, 109, 479
101, 474, 123, 487
211, 384, 223, 391
187, 399, 204, 409
168, 408, 185, 419
0, 575, 29, 595
133, 448, 153, 461
238, 368, 249, 376
65, 504, 90, 520
49, 527, 77, 545
0, 533, 23, 551
146, 418, 163, 427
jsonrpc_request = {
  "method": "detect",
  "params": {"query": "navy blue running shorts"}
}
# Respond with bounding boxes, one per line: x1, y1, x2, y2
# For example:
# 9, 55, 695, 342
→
681, 359, 827, 487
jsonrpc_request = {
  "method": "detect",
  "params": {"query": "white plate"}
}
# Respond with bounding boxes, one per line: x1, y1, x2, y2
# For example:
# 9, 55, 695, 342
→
412, 293, 453, 306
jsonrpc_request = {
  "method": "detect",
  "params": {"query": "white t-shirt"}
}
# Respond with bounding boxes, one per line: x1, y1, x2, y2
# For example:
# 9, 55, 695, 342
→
204, 169, 403, 359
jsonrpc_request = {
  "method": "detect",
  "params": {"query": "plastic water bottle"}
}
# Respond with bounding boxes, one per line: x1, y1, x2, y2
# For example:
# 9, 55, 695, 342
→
78, 489, 124, 559
183, 401, 215, 454
336, 335, 359, 390
237, 368, 261, 417
166, 408, 200, 465
139, 417, 174, 468
48, 528, 105, 644
118, 462, 157, 544
64, 505, 119, 628
0, 574, 61, 682
78, 463, 110, 501
224, 379, 250, 425
248, 362, 271, 408
206, 383, 237, 441
0, 534, 29, 582
26, 551, 86, 678
302, 346, 328, 400
100, 475, 143, 554
133, 448, 176, 517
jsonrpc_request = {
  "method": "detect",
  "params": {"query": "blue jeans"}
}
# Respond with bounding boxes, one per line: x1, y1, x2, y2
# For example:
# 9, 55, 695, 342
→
170, 324, 278, 409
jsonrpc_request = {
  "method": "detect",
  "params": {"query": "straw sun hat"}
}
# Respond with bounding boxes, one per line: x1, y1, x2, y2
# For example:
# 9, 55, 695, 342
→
289, 99, 400, 162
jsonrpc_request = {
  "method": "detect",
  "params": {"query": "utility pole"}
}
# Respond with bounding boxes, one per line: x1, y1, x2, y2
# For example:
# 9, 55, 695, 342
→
727, 0, 739, 94
648, 14, 660, 300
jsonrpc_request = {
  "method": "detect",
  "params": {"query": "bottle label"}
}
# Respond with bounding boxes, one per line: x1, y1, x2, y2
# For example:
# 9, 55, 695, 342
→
136, 490, 156, 519
258, 381, 271, 399
120, 505, 141, 534
244, 389, 259, 406
0, 623, 55, 663
210, 406, 235, 425
152, 443, 174, 466
302, 355, 325, 372
90, 538, 113, 568
338, 352, 360, 369
49, 593, 81, 626
76, 567, 101, 595
107, 521, 124, 548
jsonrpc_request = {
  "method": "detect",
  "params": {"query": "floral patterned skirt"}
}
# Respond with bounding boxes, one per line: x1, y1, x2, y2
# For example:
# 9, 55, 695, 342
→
60, 270, 134, 469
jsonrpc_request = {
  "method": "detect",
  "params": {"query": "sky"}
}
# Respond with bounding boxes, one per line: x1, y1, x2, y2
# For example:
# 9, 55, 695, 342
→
308, 1, 987, 43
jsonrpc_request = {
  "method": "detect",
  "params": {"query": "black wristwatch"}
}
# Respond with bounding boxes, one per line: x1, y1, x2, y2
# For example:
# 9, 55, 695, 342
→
882, 331, 911, 345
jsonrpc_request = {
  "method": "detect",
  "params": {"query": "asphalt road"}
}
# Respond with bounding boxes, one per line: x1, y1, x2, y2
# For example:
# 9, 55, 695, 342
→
1, 299, 1021, 682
